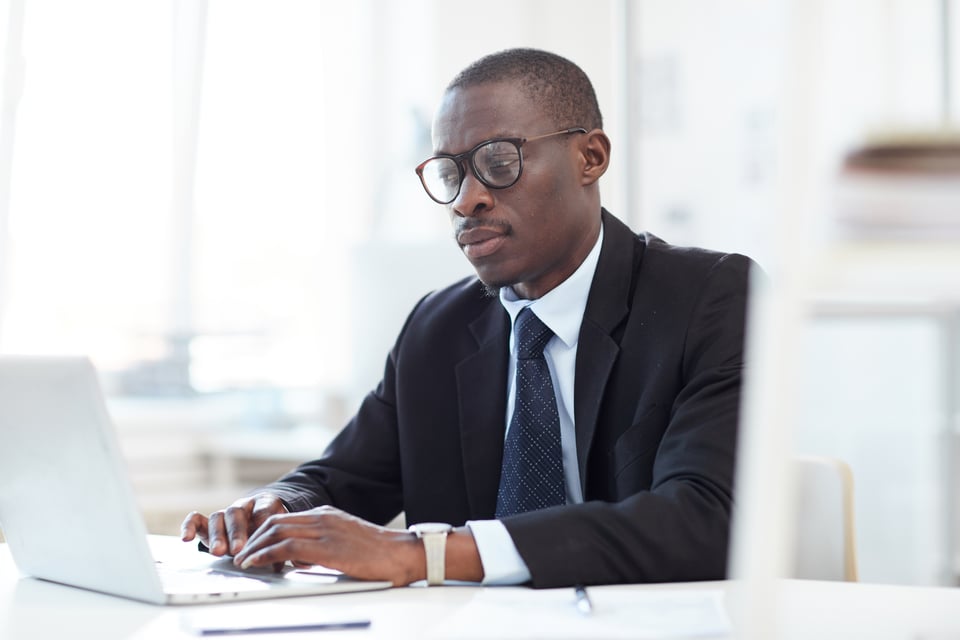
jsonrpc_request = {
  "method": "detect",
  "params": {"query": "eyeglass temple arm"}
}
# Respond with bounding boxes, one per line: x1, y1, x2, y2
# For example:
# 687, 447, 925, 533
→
522, 127, 588, 143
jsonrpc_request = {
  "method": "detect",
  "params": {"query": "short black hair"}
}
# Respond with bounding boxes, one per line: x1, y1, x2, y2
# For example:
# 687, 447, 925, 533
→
446, 48, 603, 131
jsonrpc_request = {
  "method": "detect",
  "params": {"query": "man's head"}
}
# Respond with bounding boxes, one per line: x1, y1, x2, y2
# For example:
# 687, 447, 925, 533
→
418, 48, 611, 300
446, 48, 603, 133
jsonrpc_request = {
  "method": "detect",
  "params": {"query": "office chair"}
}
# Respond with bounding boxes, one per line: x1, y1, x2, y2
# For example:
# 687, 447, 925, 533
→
791, 455, 859, 581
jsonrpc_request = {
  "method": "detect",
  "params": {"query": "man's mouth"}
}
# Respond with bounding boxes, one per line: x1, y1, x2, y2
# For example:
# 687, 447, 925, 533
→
456, 226, 509, 260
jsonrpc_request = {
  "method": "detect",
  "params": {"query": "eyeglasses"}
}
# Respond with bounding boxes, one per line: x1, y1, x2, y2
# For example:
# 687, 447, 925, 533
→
415, 127, 587, 204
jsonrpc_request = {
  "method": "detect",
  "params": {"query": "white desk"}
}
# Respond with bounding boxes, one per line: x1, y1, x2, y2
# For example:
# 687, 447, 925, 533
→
3, 539, 960, 640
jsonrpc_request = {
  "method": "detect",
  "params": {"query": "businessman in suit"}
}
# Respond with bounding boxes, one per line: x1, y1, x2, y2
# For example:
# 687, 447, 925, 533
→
182, 48, 754, 588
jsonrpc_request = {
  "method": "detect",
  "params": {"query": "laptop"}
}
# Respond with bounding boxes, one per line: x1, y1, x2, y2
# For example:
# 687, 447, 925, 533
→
0, 356, 393, 605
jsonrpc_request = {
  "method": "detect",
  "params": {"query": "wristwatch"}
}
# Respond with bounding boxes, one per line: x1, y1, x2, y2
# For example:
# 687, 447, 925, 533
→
408, 522, 454, 585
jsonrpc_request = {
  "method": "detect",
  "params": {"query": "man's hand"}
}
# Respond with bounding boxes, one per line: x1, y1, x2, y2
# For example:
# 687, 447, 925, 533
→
180, 493, 289, 557
231, 506, 424, 586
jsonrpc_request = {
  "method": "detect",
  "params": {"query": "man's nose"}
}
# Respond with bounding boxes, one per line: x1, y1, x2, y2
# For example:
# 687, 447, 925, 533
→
451, 169, 494, 217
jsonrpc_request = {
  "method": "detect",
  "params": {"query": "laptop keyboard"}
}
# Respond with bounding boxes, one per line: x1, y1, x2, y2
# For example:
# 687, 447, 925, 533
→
154, 560, 284, 594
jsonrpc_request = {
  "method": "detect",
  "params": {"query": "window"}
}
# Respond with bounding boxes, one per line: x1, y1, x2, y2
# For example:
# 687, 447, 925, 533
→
0, 0, 426, 407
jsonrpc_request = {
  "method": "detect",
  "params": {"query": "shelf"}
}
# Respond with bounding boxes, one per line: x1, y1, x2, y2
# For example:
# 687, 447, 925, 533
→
802, 240, 960, 307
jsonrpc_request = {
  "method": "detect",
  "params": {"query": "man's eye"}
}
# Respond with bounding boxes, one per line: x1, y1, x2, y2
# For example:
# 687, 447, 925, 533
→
485, 164, 517, 182
426, 159, 459, 185
484, 155, 519, 176
488, 155, 517, 168
439, 169, 460, 186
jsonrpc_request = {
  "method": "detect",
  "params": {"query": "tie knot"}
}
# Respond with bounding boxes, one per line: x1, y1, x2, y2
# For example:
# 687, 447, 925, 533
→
515, 307, 553, 359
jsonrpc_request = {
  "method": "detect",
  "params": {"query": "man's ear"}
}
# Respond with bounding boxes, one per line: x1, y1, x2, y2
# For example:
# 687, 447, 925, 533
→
579, 129, 611, 186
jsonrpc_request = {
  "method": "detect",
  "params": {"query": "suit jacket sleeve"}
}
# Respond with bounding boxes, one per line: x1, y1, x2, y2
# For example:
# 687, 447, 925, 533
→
258, 275, 501, 529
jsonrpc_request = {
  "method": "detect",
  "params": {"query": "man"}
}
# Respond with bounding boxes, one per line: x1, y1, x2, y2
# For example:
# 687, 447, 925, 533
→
182, 48, 754, 588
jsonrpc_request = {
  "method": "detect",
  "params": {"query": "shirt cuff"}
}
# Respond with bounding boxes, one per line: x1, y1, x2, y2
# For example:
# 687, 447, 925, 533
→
466, 519, 532, 585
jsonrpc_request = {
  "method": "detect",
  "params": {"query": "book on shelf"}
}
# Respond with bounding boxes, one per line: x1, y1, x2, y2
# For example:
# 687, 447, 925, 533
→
832, 129, 960, 240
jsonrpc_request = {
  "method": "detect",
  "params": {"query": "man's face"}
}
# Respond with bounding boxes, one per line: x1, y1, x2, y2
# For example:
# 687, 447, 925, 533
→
431, 81, 598, 300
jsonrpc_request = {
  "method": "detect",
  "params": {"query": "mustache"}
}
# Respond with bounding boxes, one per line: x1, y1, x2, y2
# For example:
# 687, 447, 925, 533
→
452, 217, 512, 237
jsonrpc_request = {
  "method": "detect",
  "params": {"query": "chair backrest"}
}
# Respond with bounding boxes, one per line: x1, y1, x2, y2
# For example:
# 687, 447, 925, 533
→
791, 456, 858, 581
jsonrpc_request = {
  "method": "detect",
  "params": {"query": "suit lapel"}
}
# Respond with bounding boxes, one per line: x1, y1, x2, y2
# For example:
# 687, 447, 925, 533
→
457, 301, 510, 518
574, 210, 641, 491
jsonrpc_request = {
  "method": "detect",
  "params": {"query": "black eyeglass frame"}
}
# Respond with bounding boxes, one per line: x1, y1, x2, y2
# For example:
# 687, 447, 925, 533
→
415, 127, 588, 205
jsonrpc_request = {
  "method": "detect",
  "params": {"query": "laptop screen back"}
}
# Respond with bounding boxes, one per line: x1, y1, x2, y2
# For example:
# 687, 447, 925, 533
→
0, 357, 165, 603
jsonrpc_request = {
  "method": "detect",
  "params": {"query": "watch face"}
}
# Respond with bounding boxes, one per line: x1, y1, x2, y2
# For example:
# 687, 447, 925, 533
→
410, 522, 453, 535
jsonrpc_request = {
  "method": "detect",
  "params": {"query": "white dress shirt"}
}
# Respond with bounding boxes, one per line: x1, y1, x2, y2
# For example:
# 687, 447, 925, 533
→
466, 225, 604, 584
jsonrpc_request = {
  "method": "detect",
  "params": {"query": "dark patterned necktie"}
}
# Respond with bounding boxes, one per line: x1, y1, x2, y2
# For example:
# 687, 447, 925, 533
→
495, 307, 566, 518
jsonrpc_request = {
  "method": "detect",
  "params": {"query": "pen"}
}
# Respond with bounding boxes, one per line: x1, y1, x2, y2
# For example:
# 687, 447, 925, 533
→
193, 620, 371, 636
574, 584, 593, 616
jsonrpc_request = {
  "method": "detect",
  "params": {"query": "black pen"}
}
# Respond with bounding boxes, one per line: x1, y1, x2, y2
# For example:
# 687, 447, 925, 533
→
574, 584, 593, 616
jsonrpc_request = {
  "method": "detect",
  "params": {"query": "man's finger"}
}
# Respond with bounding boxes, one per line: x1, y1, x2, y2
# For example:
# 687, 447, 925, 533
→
237, 536, 308, 570
206, 511, 230, 556
223, 501, 254, 555
250, 495, 288, 530
241, 513, 332, 556
180, 512, 209, 543
235, 520, 321, 568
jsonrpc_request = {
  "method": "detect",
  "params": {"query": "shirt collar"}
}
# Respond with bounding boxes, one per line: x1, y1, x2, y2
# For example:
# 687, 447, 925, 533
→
499, 224, 604, 349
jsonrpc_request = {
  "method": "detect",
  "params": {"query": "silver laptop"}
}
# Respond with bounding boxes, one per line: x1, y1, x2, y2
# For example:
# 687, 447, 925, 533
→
0, 356, 392, 605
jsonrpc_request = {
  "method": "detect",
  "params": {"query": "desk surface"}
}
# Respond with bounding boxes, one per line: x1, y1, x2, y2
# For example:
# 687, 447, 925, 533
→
3, 538, 960, 640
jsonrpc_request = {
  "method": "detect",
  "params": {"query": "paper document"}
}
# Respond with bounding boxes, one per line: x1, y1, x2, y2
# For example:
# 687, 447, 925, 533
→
429, 587, 731, 639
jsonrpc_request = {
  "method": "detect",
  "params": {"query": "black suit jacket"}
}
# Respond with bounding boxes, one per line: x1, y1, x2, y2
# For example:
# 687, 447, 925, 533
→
266, 209, 753, 588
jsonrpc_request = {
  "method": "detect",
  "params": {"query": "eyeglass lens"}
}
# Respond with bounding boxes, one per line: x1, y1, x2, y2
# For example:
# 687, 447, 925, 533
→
420, 140, 522, 204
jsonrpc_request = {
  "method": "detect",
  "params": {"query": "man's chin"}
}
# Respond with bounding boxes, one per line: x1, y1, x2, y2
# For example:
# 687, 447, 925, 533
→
469, 264, 510, 298
473, 271, 506, 298
481, 282, 502, 298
